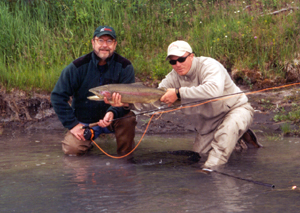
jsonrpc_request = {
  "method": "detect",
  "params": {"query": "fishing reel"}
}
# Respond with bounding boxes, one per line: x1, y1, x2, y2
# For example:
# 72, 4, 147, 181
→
82, 126, 95, 140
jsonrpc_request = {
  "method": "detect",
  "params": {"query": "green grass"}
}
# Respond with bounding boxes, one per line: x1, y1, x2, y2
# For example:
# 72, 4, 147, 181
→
274, 104, 300, 123
265, 133, 282, 141
273, 102, 300, 135
1, 0, 300, 92
280, 122, 292, 135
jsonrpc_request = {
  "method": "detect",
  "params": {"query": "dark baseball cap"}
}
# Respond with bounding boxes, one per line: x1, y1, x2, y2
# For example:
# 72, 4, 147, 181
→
93, 26, 117, 39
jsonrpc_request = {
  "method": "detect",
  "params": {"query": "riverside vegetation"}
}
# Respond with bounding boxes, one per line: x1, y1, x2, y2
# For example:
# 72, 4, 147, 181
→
1, 0, 300, 134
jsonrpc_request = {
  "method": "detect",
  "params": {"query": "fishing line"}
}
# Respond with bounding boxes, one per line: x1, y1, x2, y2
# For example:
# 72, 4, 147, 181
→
91, 82, 300, 159
201, 168, 275, 188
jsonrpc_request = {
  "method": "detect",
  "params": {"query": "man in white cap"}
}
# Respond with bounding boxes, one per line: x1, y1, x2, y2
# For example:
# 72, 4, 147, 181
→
105, 40, 261, 168
159, 40, 261, 168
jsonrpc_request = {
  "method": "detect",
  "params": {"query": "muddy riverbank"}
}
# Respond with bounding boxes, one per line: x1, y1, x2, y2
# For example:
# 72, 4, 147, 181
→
1, 85, 299, 136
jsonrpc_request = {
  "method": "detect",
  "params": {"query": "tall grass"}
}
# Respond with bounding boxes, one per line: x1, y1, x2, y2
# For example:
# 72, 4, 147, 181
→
1, 0, 300, 92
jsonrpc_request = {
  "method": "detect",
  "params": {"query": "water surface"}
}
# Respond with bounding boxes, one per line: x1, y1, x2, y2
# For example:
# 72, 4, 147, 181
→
1, 130, 299, 212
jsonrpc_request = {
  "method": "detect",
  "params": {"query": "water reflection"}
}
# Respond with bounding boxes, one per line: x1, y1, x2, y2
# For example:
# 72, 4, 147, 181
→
62, 156, 138, 212
0, 130, 300, 212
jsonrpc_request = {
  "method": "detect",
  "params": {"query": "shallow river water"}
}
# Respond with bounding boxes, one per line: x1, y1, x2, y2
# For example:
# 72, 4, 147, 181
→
1, 129, 300, 213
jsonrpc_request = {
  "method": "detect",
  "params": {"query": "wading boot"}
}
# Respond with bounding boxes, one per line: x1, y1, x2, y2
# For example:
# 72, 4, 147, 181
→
235, 129, 263, 151
112, 111, 137, 159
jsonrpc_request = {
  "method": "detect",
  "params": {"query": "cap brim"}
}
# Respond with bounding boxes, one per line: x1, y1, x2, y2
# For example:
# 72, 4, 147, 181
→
95, 32, 116, 39
166, 49, 186, 60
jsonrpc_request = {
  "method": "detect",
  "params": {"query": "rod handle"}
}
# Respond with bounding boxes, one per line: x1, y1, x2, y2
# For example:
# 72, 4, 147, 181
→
88, 122, 99, 128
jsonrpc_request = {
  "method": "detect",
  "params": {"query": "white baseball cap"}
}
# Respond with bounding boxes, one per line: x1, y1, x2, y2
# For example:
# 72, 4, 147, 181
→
166, 40, 193, 59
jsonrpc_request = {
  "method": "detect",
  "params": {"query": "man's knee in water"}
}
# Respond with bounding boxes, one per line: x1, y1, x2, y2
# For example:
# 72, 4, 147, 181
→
62, 131, 92, 155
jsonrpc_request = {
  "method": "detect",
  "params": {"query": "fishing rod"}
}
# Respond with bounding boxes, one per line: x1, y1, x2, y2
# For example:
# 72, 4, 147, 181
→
201, 168, 275, 188
86, 81, 300, 127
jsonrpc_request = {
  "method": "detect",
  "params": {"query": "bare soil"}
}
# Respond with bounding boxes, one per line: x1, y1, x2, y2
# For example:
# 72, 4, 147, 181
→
1, 84, 299, 137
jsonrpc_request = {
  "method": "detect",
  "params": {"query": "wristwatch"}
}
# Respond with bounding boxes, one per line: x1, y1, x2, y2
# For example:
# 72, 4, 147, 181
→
175, 88, 181, 100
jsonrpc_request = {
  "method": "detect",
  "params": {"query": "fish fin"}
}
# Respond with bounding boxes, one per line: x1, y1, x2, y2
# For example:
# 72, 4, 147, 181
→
133, 103, 143, 110
87, 95, 102, 101
151, 100, 163, 108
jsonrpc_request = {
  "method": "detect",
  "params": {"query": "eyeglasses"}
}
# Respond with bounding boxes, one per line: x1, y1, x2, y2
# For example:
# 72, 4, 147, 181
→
169, 53, 191, 65
94, 38, 115, 46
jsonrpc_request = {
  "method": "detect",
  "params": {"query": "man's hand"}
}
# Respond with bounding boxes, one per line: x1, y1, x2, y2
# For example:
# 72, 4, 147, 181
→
103, 92, 129, 107
160, 88, 178, 107
70, 123, 86, 141
98, 111, 114, 128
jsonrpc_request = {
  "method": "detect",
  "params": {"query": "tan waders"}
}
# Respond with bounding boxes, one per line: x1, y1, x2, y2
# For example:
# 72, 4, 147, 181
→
192, 103, 260, 168
62, 111, 137, 156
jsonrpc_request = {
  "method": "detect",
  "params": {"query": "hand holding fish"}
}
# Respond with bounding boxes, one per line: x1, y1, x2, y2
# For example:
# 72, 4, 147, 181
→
70, 123, 86, 141
103, 93, 129, 107
98, 111, 114, 127
160, 88, 178, 107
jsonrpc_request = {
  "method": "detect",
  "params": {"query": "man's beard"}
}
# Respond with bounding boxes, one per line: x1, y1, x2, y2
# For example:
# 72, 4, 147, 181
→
95, 49, 112, 60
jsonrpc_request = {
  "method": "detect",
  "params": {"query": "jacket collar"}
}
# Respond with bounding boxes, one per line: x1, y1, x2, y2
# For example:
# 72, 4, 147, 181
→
92, 51, 116, 68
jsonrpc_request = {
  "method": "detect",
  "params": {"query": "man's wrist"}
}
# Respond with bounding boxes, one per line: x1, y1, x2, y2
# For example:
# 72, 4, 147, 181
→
175, 88, 181, 100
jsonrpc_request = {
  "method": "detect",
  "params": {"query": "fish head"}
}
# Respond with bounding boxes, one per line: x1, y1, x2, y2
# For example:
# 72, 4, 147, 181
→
89, 86, 112, 99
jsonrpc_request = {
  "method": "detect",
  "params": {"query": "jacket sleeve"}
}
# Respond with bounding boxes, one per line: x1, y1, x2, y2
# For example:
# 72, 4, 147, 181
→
50, 63, 81, 129
158, 71, 177, 89
107, 64, 135, 118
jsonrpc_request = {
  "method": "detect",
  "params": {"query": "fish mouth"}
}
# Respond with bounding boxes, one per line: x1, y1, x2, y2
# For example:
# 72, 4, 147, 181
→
89, 87, 103, 95
87, 95, 102, 101
88, 88, 104, 99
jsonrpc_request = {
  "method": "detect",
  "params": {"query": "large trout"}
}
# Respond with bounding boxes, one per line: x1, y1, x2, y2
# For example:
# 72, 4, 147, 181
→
88, 82, 168, 109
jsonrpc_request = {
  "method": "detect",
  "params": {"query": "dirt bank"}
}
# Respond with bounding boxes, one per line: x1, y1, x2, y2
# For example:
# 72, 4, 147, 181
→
1, 85, 299, 136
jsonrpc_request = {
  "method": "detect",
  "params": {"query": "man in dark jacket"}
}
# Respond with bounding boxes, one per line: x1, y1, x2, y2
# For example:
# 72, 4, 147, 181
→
51, 25, 136, 156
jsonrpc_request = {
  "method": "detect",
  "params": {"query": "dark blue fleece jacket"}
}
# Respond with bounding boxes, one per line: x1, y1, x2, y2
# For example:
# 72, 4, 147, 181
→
51, 51, 135, 130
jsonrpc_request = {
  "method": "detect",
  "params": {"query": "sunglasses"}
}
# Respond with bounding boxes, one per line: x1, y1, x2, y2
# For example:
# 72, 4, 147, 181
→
169, 53, 191, 65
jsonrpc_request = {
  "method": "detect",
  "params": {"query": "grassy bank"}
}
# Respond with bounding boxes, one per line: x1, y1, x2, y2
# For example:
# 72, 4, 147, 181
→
1, 0, 300, 92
